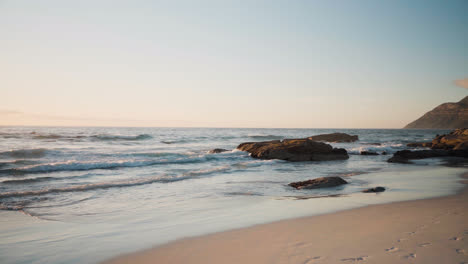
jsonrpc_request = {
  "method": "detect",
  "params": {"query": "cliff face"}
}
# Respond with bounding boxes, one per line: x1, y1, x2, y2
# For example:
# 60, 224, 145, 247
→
404, 96, 468, 129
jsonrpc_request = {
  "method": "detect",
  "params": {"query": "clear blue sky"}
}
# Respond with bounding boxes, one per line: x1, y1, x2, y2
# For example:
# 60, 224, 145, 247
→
1, 0, 467, 128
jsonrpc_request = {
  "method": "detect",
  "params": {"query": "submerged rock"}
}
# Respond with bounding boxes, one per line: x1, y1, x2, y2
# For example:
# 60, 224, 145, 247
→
237, 138, 349, 161
362, 187, 386, 193
288, 177, 348, 190
360, 151, 379, 155
307, 133, 359, 143
208, 148, 229, 154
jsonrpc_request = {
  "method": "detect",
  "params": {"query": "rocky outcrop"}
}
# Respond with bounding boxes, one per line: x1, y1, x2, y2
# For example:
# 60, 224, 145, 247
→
404, 96, 468, 129
388, 128, 468, 163
308, 133, 358, 143
387, 149, 468, 163
362, 187, 385, 193
208, 148, 229, 154
288, 177, 348, 190
407, 129, 468, 150
237, 139, 349, 161
431, 128, 468, 150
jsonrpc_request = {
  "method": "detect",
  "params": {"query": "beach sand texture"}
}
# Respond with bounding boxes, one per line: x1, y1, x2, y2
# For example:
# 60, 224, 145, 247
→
106, 173, 468, 264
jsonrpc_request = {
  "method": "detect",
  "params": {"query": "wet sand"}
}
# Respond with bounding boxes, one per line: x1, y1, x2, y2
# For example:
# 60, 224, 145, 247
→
105, 172, 468, 264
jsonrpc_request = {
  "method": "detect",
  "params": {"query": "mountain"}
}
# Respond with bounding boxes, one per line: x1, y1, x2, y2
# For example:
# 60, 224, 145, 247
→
404, 96, 468, 129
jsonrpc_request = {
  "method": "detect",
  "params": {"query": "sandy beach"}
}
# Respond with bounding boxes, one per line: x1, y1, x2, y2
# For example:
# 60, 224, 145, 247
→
106, 172, 468, 264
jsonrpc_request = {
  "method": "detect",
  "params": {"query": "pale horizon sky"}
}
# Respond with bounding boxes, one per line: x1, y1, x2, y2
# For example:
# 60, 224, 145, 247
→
1, 0, 467, 128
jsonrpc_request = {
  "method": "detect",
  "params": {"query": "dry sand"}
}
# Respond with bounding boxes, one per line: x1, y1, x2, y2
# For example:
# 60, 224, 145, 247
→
105, 173, 468, 264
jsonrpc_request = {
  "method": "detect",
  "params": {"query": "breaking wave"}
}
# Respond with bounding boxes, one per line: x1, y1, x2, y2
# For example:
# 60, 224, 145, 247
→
91, 134, 152, 141
0, 148, 51, 159
33, 134, 65, 140
160, 139, 190, 144
0, 173, 96, 184
247, 134, 283, 140
347, 143, 404, 155
0, 166, 232, 198
0, 155, 227, 175
0, 159, 41, 169
30, 133, 153, 141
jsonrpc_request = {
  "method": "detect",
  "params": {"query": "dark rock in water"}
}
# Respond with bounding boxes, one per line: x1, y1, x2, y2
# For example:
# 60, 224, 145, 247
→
388, 129, 468, 163
431, 128, 468, 150
362, 187, 386, 193
388, 149, 447, 163
307, 133, 359, 143
288, 177, 348, 190
404, 96, 468, 129
367, 143, 382, 146
381, 151, 388, 155
387, 149, 468, 163
407, 142, 432, 148
237, 138, 349, 161
208, 148, 229, 154
360, 151, 379, 155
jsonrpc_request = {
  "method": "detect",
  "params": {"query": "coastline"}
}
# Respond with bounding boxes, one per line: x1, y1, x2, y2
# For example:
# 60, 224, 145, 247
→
104, 171, 468, 264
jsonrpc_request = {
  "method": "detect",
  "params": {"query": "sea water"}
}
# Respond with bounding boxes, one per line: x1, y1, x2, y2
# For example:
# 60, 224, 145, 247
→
0, 127, 466, 264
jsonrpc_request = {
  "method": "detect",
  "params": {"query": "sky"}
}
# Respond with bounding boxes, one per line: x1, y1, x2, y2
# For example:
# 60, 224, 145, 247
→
1, 0, 467, 128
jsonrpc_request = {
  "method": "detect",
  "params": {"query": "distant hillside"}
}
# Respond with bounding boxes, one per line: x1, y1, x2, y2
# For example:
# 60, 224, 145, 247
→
404, 96, 468, 129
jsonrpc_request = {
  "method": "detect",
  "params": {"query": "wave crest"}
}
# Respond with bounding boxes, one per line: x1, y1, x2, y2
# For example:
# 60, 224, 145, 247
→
92, 134, 152, 141
0, 156, 211, 174
247, 134, 283, 140
0, 148, 49, 159
0, 165, 232, 198
347, 143, 404, 155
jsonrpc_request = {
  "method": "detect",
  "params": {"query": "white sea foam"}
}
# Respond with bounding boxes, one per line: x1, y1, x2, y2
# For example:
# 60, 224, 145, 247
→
347, 143, 404, 155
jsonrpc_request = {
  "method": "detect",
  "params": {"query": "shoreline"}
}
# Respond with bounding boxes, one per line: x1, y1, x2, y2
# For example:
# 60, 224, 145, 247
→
104, 171, 468, 264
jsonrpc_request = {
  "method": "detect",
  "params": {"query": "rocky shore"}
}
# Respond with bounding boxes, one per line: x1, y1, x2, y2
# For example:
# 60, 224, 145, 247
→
389, 128, 468, 163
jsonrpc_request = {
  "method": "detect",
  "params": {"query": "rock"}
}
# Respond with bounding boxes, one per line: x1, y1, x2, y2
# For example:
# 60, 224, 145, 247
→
360, 151, 379, 155
307, 133, 359, 143
208, 148, 229, 154
454, 141, 468, 150
381, 151, 388, 155
431, 128, 468, 150
237, 138, 349, 161
388, 129, 468, 163
407, 142, 432, 148
387, 149, 448, 163
404, 96, 468, 129
362, 187, 386, 193
367, 143, 382, 146
387, 149, 468, 163
288, 177, 348, 190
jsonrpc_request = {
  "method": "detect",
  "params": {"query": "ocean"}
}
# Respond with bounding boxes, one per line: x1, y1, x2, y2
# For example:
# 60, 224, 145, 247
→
0, 127, 466, 264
